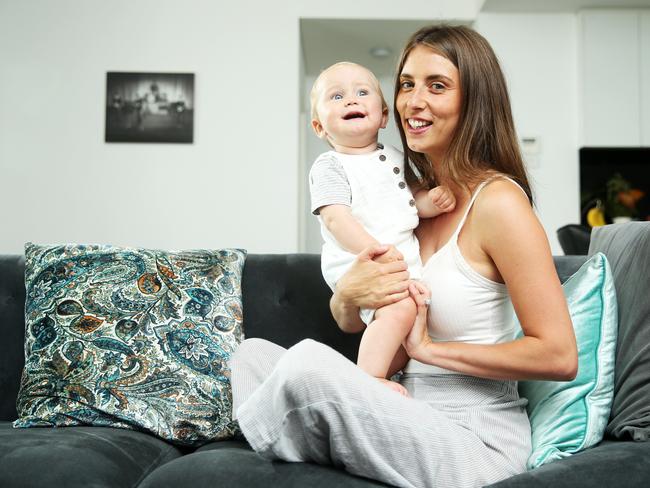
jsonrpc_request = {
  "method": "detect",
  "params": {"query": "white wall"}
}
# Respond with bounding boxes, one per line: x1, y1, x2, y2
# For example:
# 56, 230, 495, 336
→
0, 0, 481, 255
0, 1, 577, 256
0, 0, 302, 254
475, 13, 580, 253
579, 9, 650, 146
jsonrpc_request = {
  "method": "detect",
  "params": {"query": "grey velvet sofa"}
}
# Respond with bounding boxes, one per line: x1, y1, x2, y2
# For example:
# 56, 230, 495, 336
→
1, 224, 649, 487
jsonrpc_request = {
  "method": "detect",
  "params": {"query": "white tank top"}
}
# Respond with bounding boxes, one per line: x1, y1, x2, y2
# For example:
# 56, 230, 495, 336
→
403, 177, 524, 375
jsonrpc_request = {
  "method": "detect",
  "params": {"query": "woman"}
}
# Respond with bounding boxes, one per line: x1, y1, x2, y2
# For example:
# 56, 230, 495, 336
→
230, 25, 577, 488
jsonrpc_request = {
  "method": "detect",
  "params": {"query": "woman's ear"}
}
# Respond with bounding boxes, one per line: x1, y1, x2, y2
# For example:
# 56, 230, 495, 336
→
311, 118, 327, 139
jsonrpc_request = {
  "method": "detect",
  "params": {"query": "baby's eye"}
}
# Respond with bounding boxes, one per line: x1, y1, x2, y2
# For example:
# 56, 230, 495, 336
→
331, 93, 343, 100
357, 89, 368, 96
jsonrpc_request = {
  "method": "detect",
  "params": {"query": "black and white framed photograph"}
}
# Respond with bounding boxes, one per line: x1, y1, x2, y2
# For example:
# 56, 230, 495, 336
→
105, 72, 194, 143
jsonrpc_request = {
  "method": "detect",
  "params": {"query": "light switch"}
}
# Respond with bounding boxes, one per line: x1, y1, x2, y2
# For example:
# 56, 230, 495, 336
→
521, 136, 541, 169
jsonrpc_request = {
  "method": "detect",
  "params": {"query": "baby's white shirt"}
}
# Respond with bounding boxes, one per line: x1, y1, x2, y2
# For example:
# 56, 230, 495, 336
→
309, 143, 423, 292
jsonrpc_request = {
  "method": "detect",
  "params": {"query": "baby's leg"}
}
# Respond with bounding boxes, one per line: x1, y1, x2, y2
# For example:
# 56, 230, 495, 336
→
387, 345, 409, 379
357, 297, 416, 392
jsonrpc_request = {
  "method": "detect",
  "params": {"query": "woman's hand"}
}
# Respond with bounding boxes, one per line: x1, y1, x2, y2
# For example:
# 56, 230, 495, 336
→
330, 245, 411, 334
336, 245, 411, 310
373, 245, 404, 264
403, 281, 432, 360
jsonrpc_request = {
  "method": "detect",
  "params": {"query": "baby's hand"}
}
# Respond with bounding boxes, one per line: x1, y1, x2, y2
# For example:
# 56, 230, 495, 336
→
428, 186, 456, 215
373, 246, 404, 264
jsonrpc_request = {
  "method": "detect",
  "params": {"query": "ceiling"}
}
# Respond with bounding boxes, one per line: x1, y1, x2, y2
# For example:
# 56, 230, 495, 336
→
300, 18, 471, 79
300, 1, 650, 78
482, 0, 650, 13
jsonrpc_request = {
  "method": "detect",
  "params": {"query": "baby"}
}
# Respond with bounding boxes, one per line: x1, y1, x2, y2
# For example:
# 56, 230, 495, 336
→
308, 62, 456, 395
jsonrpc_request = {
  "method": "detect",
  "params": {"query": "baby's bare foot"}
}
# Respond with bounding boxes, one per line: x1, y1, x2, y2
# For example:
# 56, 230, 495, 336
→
378, 378, 410, 397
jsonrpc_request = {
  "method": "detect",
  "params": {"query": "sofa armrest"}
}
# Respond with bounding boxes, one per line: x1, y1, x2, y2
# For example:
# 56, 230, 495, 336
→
0, 255, 26, 421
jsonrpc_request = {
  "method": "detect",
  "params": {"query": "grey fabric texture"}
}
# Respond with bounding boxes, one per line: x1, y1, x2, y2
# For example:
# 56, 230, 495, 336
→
139, 443, 389, 488
486, 439, 650, 487
241, 254, 362, 362
0, 421, 182, 487
588, 222, 650, 441
553, 255, 588, 283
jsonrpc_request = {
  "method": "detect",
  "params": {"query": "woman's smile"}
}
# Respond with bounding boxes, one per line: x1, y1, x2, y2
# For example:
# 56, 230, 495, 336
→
406, 117, 433, 133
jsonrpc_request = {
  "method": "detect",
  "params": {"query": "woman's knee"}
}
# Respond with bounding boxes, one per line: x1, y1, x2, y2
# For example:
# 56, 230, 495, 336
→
229, 337, 284, 375
274, 340, 341, 398
276, 339, 328, 378
289, 338, 331, 358
231, 337, 266, 362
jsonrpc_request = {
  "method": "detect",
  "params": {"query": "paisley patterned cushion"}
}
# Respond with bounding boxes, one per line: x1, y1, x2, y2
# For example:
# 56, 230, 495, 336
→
14, 243, 246, 446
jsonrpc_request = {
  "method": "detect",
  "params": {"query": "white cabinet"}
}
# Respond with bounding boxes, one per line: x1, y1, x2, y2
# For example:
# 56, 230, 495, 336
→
641, 11, 650, 146
580, 10, 649, 147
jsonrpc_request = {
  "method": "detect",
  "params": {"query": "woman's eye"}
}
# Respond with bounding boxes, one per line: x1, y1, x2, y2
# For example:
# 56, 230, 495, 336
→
400, 81, 413, 90
358, 89, 368, 96
431, 82, 445, 91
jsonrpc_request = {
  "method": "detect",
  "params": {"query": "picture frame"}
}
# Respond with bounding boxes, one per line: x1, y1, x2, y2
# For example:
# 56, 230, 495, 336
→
105, 72, 194, 143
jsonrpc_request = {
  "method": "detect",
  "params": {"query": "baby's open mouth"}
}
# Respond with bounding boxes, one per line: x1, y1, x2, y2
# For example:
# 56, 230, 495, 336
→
343, 112, 366, 120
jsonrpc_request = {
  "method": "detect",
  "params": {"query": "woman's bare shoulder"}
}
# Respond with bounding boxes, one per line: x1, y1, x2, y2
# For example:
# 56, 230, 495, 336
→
472, 177, 549, 262
474, 177, 531, 219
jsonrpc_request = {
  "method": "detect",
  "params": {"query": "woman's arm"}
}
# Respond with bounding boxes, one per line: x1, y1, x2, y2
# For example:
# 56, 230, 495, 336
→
330, 245, 411, 333
404, 181, 578, 381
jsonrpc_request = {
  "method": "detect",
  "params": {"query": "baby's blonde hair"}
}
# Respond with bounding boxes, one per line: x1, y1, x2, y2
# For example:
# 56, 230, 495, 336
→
310, 62, 388, 123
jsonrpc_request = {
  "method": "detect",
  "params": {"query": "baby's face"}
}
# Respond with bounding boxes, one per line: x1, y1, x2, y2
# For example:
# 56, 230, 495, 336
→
312, 64, 387, 153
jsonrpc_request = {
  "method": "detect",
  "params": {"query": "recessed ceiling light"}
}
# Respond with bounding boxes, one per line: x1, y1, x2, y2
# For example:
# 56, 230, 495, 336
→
369, 46, 392, 58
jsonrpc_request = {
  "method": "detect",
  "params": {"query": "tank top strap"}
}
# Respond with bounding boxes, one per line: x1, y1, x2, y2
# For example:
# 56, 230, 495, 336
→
451, 175, 527, 240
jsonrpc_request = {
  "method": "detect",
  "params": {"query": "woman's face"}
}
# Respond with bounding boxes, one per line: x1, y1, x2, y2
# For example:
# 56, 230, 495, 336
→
396, 45, 462, 163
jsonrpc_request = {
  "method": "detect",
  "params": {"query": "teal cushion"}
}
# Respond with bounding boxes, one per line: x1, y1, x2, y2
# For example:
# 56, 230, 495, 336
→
517, 252, 618, 468
14, 243, 246, 446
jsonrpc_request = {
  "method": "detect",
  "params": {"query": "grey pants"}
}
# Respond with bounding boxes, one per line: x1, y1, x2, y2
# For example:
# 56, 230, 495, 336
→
230, 338, 531, 488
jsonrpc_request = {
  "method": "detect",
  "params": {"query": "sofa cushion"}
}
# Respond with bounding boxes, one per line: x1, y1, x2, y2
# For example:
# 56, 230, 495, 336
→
486, 439, 650, 488
241, 254, 362, 362
15, 243, 246, 446
553, 255, 589, 283
0, 421, 182, 487
138, 442, 390, 488
588, 222, 650, 441
518, 252, 618, 468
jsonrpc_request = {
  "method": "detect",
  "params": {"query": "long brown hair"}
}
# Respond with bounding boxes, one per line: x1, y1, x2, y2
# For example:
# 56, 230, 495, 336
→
394, 25, 533, 204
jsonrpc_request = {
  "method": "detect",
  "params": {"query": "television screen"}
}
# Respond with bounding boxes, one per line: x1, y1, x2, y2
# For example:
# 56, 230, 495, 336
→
579, 147, 650, 226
